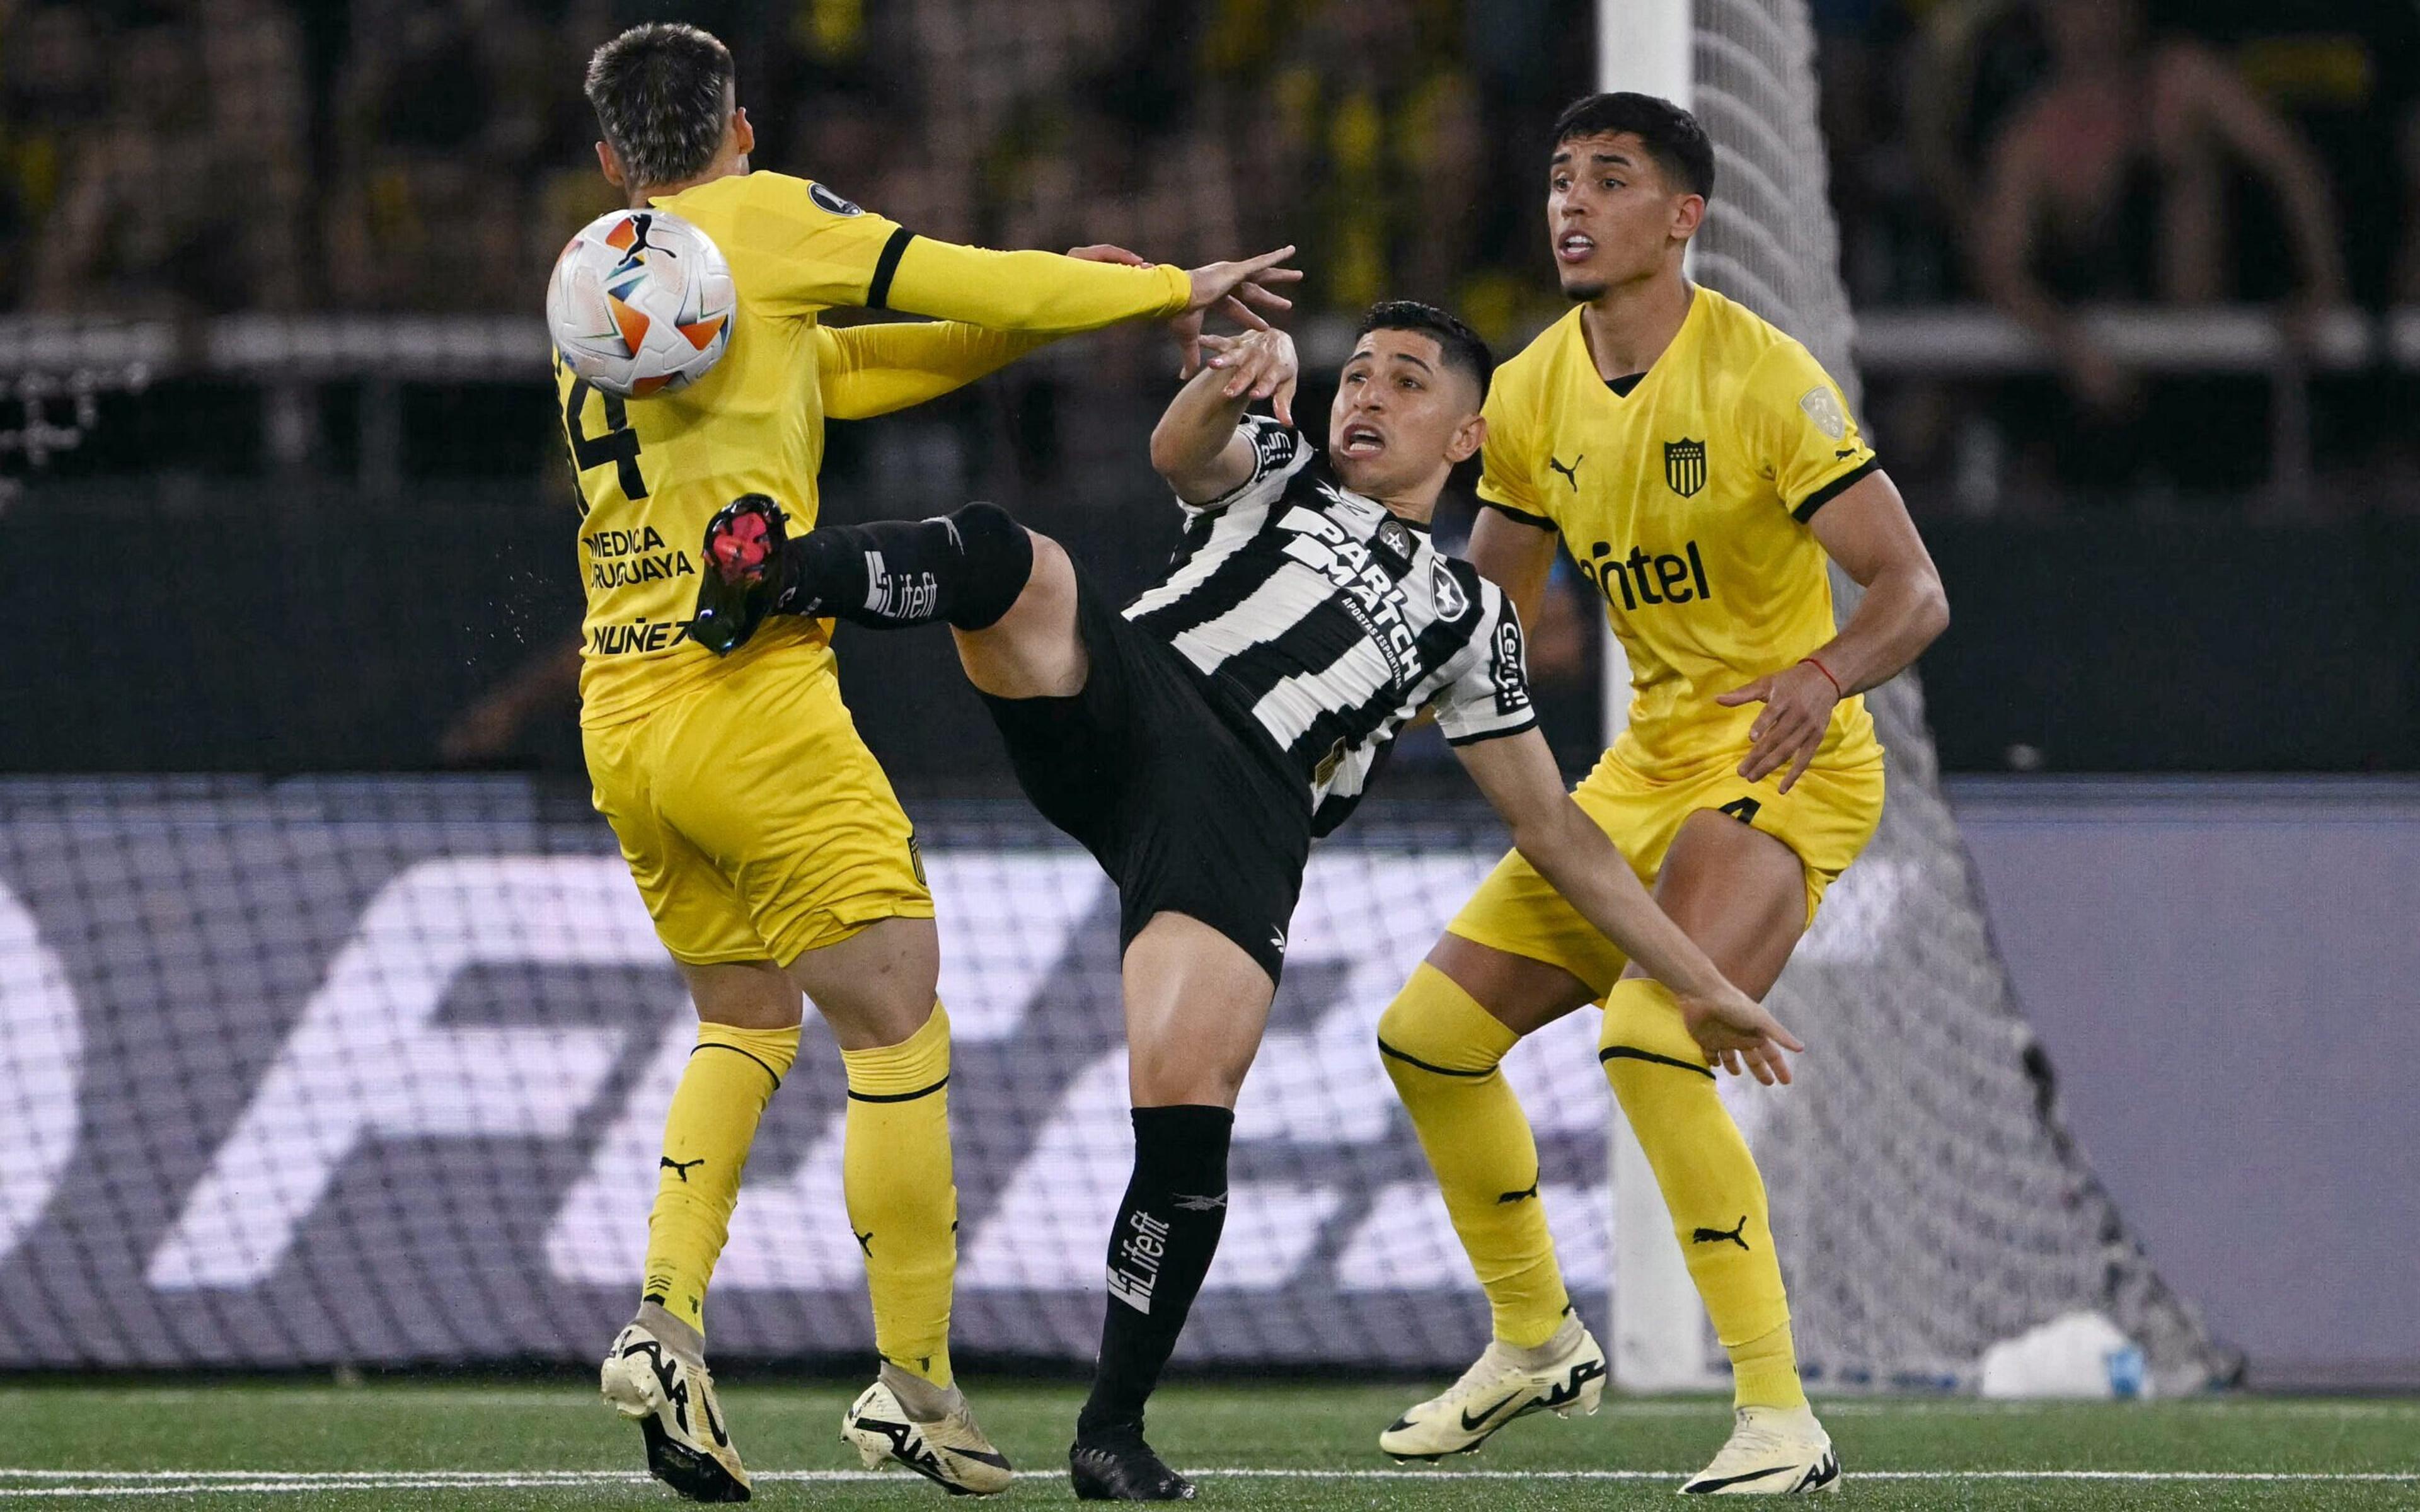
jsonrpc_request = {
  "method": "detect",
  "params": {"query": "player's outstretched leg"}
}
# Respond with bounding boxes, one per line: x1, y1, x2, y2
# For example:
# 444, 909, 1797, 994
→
1374, 960, 1605, 1458
691, 495, 1034, 654
1069, 914, 1275, 1501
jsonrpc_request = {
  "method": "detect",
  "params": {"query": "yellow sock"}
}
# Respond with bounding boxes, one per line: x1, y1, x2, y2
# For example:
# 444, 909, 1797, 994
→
1378, 964, 1569, 1348
1729, 1321, 1809, 1412
1598, 978, 1799, 1407
841, 1001, 957, 1389
643, 1020, 802, 1336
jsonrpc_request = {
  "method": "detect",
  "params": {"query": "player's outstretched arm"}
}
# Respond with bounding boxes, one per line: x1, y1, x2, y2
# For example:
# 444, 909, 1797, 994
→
1453, 727, 1805, 1084
815, 246, 1217, 420
1717, 469, 1949, 791
1148, 328, 1297, 503
882, 235, 1299, 358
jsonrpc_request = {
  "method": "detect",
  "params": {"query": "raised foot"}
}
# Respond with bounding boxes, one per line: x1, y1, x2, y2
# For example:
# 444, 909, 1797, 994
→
599, 1322, 751, 1503
689, 493, 789, 656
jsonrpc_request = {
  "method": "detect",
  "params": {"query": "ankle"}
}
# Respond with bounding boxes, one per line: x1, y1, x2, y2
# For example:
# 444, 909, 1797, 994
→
1500, 1309, 1584, 1370
634, 1300, 705, 1366
879, 1359, 965, 1423
1074, 1412, 1147, 1448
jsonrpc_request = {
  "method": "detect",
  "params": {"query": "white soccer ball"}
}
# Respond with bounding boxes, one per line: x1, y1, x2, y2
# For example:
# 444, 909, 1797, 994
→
547, 208, 735, 398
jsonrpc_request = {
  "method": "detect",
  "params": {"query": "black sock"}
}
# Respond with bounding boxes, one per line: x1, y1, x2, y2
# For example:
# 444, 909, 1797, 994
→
1076, 1105, 1234, 1441
776, 501, 1033, 630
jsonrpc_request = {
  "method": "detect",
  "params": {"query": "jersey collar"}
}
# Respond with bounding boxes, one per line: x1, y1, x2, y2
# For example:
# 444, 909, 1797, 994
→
1570, 281, 1704, 406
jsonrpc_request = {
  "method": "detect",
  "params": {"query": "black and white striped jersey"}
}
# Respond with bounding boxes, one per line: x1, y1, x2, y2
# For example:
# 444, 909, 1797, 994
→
1124, 416, 1538, 835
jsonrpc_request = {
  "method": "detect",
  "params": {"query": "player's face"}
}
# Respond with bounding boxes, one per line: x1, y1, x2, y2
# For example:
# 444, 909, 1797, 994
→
1547, 132, 1702, 300
1327, 330, 1485, 501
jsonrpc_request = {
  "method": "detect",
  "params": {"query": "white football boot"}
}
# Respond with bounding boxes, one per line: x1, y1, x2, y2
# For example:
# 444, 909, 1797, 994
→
842, 1372, 1015, 1496
599, 1318, 752, 1503
1679, 1406, 1842, 1494
1379, 1314, 1608, 1460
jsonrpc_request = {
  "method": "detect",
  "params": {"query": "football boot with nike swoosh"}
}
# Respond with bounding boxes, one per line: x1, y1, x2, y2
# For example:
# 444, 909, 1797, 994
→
1378, 1313, 1607, 1461
599, 1319, 751, 1502
1680, 1406, 1841, 1494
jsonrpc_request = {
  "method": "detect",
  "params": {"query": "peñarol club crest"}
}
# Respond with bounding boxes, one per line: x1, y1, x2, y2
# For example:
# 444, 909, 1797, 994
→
1664, 438, 1708, 497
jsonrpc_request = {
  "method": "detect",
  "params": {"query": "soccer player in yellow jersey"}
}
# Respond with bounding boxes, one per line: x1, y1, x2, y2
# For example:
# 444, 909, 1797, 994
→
567, 24, 1298, 1503
1374, 94, 1949, 1494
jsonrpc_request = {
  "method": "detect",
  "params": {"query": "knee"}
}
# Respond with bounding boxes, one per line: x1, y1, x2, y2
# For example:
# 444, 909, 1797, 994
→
1598, 981, 1710, 1080
1129, 1045, 1250, 1109
688, 965, 805, 1031
945, 501, 1035, 629
1378, 964, 1514, 1081
821, 992, 942, 1053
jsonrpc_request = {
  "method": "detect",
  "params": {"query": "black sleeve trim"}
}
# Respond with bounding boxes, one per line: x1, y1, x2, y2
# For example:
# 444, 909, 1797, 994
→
865, 226, 915, 310
1790, 456, 1880, 523
1477, 496, 1557, 531
1444, 714, 1540, 748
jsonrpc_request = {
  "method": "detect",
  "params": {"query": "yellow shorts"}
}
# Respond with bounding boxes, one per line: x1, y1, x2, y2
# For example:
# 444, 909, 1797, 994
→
582, 648, 931, 968
1446, 748, 1884, 997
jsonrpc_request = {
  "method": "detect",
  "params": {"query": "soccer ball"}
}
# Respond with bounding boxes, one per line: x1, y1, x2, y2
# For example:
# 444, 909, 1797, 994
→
547, 208, 735, 398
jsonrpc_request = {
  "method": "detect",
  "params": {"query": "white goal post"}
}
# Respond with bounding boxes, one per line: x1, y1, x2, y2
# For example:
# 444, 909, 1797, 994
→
1596, 0, 1717, 1395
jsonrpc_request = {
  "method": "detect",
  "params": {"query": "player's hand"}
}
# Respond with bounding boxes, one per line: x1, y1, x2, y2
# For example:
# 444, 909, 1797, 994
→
1715, 661, 1838, 793
1674, 982, 1804, 1087
1201, 328, 1298, 427
1176, 247, 1302, 377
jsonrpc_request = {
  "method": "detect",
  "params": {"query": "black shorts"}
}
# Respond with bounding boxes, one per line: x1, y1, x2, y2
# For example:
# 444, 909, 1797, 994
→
978, 570, 1311, 984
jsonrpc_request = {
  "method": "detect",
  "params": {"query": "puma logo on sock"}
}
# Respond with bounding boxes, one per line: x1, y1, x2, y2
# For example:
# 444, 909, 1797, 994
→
1691, 1215, 1750, 1250
1497, 1180, 1540, 1205
660, 1157, 705, 1183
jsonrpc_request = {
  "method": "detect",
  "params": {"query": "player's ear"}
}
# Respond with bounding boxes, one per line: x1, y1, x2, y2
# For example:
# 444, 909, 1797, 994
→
731, 105, 756, 158
1671, 192, 1706, 242
1446, 411, 1487, 466
596, 140, 625, 190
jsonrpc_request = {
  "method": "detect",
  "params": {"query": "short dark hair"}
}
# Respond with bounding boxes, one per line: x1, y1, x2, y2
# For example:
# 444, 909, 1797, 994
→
585, 23, 734, 190
1551, 92, 1715, 201
1356, 300, 1493, 399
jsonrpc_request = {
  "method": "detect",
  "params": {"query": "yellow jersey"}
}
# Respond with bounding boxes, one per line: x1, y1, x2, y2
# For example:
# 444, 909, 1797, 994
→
1477, 286, 1885, 777
557, 170, 1192, 726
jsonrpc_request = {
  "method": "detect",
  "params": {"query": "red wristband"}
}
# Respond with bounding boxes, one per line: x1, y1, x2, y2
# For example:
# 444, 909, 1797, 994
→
1799, 655, 1843, 697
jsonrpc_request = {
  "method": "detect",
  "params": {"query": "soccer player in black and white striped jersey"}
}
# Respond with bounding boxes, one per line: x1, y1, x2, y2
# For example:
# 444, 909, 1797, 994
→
689, 300, 1799, 1499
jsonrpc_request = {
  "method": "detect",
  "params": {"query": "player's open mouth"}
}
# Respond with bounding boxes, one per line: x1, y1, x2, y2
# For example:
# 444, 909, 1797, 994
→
1556, 232, 1596, 264
1340, 425, 1385, 457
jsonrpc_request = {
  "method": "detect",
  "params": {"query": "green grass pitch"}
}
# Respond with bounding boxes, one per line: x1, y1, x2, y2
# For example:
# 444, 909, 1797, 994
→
6, 1379, 2415, 1509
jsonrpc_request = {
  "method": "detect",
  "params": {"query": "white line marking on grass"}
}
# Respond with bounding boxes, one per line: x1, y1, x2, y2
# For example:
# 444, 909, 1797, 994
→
4, 1390, 2411, 1419
4, 1468, 2418, 1498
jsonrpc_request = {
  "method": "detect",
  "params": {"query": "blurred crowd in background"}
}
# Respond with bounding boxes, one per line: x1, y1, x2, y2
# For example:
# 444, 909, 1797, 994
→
4, 0, 2418, 509
3, 0, 2417, 776
0, 0, 1587, 336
